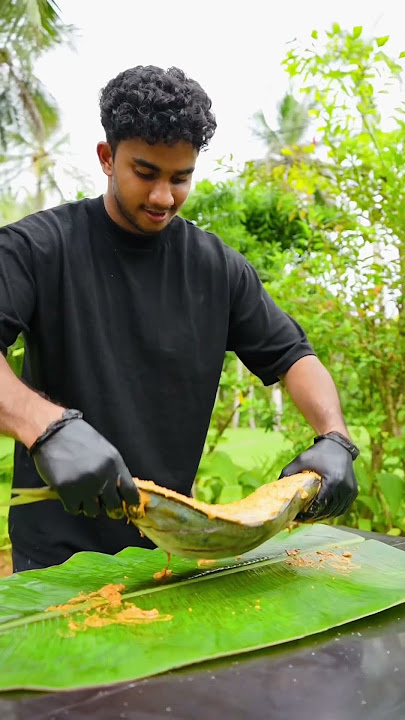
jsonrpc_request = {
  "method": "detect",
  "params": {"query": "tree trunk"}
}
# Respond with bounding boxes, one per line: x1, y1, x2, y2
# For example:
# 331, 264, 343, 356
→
231, 358, 243, 428
248, 385, 256, 430
370, 438, 384, 474
272, 384, 283, 430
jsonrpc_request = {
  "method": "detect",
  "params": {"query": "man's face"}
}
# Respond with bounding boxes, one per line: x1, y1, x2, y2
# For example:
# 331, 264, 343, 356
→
97, 138, 198, 234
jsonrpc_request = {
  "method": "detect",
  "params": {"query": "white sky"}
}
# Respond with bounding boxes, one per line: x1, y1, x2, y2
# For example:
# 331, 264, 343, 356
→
34, 0, 404, 201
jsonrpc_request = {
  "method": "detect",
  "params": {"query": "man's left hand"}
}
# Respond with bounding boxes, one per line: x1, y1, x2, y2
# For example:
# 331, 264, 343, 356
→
279, 435, 359, 521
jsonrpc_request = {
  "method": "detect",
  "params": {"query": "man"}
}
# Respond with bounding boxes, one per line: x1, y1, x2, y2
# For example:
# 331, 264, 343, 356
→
0, 66, 358, 572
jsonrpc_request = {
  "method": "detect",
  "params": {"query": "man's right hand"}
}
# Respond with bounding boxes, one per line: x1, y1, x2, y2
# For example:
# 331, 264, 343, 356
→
30, 410, 140, 517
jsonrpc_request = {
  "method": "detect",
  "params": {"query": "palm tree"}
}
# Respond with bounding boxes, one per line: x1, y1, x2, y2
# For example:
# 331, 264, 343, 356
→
2, 129, 71, 211
0, 0, 73, 147
1, 109, 92, 211
1, 2, 83, 210
252, 92, 313, 165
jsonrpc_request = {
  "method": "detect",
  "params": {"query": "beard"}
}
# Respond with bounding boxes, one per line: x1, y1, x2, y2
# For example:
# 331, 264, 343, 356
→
112, 176, 174, 235
113, 180, 149, 234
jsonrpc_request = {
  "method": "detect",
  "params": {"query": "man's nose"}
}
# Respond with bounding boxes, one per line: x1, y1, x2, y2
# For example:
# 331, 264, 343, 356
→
148, 181, 175, 208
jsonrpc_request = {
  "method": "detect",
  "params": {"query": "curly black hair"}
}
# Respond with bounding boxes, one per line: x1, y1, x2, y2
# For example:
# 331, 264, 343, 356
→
99, 65, 217, 153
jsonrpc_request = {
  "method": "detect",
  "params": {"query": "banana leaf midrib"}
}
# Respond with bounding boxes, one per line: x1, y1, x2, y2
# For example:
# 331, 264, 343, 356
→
0, 532, 365, 633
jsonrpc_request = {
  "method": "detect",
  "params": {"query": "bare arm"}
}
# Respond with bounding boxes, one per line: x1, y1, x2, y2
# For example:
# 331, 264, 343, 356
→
281, 355, 350, 439
0, 353, 140, 515
279, 355, 357, 520
0, 352, 64, 448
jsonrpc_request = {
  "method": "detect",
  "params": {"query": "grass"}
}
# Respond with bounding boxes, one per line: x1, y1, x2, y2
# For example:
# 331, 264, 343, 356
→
214, 428, 292, 469
218, 426, 369, 469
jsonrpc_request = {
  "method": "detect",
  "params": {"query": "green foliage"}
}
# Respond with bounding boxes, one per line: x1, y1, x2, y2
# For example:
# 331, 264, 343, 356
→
0, 190, 39, 225
202, 354, 278, 456
181, 179, 248, 249
194, 450, 278, 504
187, 25, 405, 536
182, 178, 313, 280
251, 92, 312, 155
0, 0, 73, 147
0, 437, 14, 550
214, 428, 291, 467
241, 184, 311, 261
271, 26, 405, 533
6, 335, 24, 377
0, 1, 82, 210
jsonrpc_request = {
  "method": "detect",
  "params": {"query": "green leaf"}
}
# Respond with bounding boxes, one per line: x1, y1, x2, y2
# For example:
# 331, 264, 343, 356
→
353, 26, 362, 39
376, 36, 389, 48
0, 526, 404, 692
194, 484, 213, 503
311, 30, 318, 40
399, 51, 405, 59
354, 461, 372, 492
358, 518, 372, 531
376, 473, 404, 517
25, 0, 42, 29
205, 451, 240, 484
237, 471, 263, 492
357, 494, 379, 515
217, 484, 244, 504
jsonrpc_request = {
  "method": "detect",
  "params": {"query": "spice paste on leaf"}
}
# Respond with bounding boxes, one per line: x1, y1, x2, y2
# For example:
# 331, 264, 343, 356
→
284, 549, 360, 573
47, 583, 172, 634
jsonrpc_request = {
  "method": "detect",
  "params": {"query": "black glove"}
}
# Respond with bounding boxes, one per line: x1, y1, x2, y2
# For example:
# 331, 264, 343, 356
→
279, 432, 359, 521
30, 409, 140, 517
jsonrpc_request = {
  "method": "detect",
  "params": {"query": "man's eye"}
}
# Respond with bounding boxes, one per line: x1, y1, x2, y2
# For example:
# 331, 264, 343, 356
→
135, 171, 155, 180
172, 177, 188, 185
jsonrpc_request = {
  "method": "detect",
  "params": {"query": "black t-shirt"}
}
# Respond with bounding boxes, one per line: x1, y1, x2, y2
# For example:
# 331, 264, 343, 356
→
0, 196, 314, 567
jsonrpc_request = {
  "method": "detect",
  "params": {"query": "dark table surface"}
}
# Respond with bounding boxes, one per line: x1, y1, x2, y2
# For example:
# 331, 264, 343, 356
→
1, 528, 405, 720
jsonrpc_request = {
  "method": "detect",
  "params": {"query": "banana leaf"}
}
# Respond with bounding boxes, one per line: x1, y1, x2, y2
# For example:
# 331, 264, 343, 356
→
0, 524, 404, 692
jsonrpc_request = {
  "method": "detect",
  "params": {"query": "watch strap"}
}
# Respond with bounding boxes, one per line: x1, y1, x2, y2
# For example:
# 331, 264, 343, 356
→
314, 431, 360, 461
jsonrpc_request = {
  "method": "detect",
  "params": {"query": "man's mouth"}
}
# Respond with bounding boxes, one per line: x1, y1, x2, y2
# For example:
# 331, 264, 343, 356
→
143, 208, 169, 223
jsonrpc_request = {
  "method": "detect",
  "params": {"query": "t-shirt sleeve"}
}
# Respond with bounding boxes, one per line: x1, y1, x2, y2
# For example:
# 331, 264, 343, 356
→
0, 225, 36, 354
227, 261, 315, 385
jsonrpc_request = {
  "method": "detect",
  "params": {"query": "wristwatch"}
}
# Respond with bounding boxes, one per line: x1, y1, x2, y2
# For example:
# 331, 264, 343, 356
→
313, 431, 360, 461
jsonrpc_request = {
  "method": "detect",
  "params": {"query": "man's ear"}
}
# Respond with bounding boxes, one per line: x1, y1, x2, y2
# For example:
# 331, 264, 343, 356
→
97, 142, 113, 177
